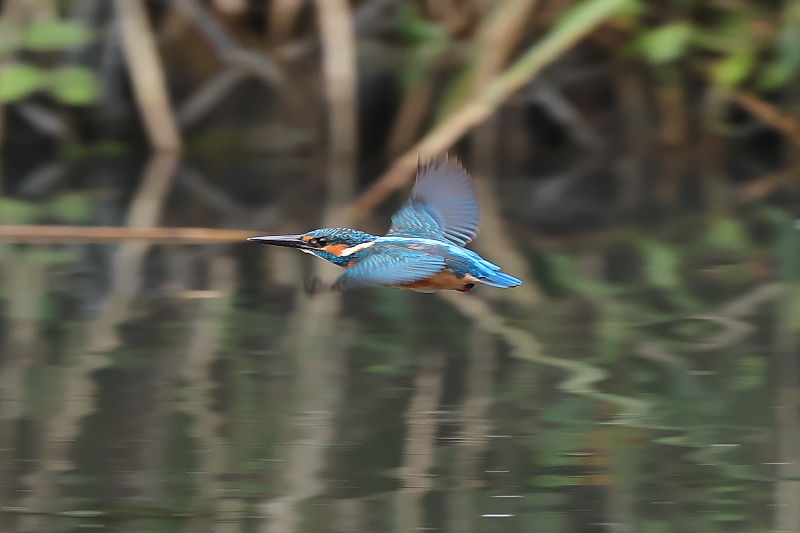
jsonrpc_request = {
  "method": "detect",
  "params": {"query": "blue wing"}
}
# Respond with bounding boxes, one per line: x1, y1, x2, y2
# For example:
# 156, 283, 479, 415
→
333, 244, 445, 289
388, 160, 481, 246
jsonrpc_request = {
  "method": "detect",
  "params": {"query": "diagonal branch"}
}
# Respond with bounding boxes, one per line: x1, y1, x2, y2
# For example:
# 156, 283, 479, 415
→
343, 0, 629, 222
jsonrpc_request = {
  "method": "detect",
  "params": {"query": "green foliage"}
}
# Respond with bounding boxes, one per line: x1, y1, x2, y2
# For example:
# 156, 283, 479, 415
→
0, 193, 95, 225
531, 474, 581, 488
397, 4, 448, 47
703, 217, 750, 251
634, 22, 694, 64
547, 254, 626, 295
49, 193, 95, 223
0, 197, 39, 225
713, 49, 757, 88
22, 21, 94, 50
522, 511, 568, 532
51, 66, 100, 105
638, 238, 682, 288
757, 61, 792, 91
0, 63, 100, 104
22, 248, 81, 265
0, 63, 50, 101
625, 1, 798, 91
641, 520, 672, 533
732, 355, 767, 391
0, 19, 98, 105
24, 365, 63, 419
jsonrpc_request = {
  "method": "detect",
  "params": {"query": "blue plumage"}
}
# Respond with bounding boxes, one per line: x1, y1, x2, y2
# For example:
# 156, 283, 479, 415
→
249, 159, 522, 292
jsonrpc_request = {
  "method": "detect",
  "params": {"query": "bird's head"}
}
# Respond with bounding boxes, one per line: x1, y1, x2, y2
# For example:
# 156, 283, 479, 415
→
248, 228, 378, 266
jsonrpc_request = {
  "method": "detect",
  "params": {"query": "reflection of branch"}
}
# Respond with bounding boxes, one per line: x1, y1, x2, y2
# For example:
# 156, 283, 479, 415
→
345, 0, 628, 221
0, 262, 46, 530
264, 309, 353, 533
177, 165, 247, 216
180, 257, 236, 503
682, 314, 753, 352
50, 154, 178, 479
774, 291, 800, 532
438, 291, 649, 423
264, 4, 356, 527
450, 330, 494, 532
398, 352, 444, 532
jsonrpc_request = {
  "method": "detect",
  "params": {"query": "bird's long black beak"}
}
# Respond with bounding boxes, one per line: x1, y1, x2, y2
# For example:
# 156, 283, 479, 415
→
248, 234, 311, 249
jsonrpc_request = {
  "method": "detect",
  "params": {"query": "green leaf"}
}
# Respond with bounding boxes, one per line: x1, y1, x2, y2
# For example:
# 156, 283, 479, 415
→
713, 49, 757, 88
522, 511, 567, 533
757, 62, 792, 92
709, 512, 747, 522
24, 365, 63, 419
537, 451, 581, 467
639, 239, 681, 288
49, 193, 94, 223
21, 21, 94, 50
398, 4, 448, 46
51, 66, 99, 105
641, 520, 671, 533
528, 491, 569, 509
0, 63, 49, 102
22, 248, 81, 265
703, 217, 750, 250
531, 475, 580, 488
711, 485, 745, 493
636, 22, 694, 64
732, 355, 766, 391
0, 198, 38, 224
779, 2, 800, 74
548, 254, 625, 295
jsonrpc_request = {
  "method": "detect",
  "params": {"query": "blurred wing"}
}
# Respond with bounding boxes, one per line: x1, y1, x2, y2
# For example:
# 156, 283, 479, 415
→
333, 245, 445, 289
388, 160, 480, 246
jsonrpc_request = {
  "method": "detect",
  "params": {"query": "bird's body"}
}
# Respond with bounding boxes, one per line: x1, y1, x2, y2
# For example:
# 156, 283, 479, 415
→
249, 159, 522, 292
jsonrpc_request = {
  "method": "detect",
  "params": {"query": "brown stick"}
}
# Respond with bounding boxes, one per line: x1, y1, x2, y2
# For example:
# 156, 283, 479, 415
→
314, 0, 358, 199
115, 0, 182, 153
733, 90, 800, 147
0, 225, 259, 243
741, 164, 800, 200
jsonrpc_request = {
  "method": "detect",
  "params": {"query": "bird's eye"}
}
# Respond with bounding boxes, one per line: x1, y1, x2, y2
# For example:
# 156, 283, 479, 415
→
316, 237, 328, 246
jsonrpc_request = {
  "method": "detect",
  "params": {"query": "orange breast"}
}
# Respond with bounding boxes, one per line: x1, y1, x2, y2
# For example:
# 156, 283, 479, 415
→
396, 270, 478, 292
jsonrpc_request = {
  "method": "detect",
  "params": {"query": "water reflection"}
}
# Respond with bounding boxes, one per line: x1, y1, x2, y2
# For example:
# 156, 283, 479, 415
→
0, 154, 798, 533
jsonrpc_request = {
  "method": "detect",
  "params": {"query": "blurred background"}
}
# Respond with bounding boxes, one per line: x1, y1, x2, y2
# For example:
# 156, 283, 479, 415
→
1, 0, 800, 531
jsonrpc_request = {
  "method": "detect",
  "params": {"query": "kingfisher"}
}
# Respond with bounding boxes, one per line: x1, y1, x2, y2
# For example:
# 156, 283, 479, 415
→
249, 159, 522, 292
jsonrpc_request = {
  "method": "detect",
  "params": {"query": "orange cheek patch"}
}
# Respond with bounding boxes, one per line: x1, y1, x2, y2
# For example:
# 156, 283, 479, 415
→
302, 235, 313, 242
322, 243, 349, 256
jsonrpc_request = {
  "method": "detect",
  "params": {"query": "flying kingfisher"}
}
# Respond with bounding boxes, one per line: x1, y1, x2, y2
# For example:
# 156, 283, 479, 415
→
248, 159, 522, 292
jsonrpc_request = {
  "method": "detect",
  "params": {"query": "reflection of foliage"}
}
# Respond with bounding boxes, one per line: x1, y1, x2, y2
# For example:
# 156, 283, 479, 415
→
533, 208, 789, 529
216, 297, 290, 498
0, 193, 95, 225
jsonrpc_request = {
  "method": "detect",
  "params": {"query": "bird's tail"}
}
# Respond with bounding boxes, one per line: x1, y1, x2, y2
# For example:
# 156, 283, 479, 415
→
480, 271, 523, 288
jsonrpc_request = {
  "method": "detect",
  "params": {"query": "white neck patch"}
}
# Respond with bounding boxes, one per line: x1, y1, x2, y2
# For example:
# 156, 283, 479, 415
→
340, 241, 375, 257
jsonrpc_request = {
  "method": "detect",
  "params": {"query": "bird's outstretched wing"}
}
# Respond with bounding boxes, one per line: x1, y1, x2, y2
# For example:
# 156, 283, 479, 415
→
388, 159, 480, 246
333, 244, 445, 290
